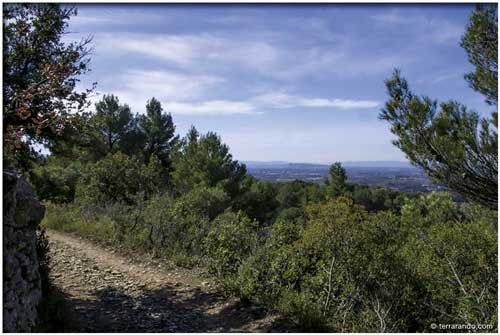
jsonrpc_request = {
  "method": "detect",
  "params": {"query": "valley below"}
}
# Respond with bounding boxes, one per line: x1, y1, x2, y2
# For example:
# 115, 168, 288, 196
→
245, 161, 443, 193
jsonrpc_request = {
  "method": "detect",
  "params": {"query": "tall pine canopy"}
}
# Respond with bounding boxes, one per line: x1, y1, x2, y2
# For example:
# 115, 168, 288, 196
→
89, 94, 133, 158
172, 126, 246, 197
138, 97, 179, 175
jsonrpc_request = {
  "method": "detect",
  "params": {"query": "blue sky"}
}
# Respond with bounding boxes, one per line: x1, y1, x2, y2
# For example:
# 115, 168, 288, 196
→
66, 4, 491, 163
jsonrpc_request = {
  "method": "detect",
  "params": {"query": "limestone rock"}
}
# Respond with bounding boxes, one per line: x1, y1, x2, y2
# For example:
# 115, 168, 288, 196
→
3, 170, 45, 332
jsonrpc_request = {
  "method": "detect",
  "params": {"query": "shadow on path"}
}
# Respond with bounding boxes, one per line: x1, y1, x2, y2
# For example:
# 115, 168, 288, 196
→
65, 283, 289, 332
46, 230, 294, 333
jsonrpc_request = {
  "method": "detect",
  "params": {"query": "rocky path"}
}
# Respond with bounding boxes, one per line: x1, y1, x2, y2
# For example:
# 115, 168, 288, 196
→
46, 230, 290, 332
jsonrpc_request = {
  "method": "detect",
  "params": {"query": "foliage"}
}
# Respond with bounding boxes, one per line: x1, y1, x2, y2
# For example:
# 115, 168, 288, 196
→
327, 162, 347, 196
349, 183, 416, 212
203, 211, 259, 281
460, 4, 498, 106
234, 194, 497, 331
142, 186, 229, 255
277, 290, 329, 331
172, 126, 246, 198
138, 98, 179, 178
76, 152, 161, 206
42, 202, 115, 241
30, 156, 82, 203
380, 5, 498, 209
381, 70, 497, 209
235, 217, 303, 304
85, 94, 134, 159
398, 193, 498, 328
233, 176, 280, 224
3, 3, 93, 167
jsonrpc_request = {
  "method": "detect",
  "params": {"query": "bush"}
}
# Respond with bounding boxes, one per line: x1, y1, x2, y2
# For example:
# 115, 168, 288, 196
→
76, 152, 161, 206
203, 211, 259, 281
233, 194, 497, 332
140, 194, 175, 251
233, 177, 279, 224
398, 193, 498, 328
30, 157, 82, 203
172, 186, 229, 221
235, 218, 304, 304
277, 290, 329, 332
42, 202, 114, 242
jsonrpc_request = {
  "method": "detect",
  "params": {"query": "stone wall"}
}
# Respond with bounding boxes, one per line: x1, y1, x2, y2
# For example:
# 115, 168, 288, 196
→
3, 170, 45, 332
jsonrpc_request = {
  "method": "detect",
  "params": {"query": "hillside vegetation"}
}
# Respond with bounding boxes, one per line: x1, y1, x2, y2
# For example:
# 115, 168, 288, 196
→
38, 121, 496, 331
3, 3, 497, 332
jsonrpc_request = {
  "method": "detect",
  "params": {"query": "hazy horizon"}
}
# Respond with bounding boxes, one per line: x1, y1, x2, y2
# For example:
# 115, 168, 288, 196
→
242, 159, 412, 165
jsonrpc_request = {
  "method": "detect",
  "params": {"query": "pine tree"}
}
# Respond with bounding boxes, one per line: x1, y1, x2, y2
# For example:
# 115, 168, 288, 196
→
380, 6, 497, 209
138, 97, 179, 184
90, 94, 133, 157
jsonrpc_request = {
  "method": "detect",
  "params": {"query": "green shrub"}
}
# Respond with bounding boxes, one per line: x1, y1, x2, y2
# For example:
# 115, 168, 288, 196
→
76, 152, 161, 206
203, 211, 258, 280
398, 193, 498, 328
233, 194, 497, 332
171, 251, 199, 268
233, 177, 280, 224
236, 217, 304, 301
30, 158, 82, 203
277, 290, 329, 332
42, 202, 114, 242
172, 186, 229, 221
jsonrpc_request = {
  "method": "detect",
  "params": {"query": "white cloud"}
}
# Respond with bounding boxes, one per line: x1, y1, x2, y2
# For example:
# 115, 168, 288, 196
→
95, 33, 278, 71
68, 8, 167, 27
163, 100, 259, 115
69, 16, 115, 25
119, 70, 223, 100
371, 10, 463, 44
89, 29, 413, 82
83, 69, 224, 113
162, 92, 379, 116
115, 35, 207, 66
252, 92, 380, 109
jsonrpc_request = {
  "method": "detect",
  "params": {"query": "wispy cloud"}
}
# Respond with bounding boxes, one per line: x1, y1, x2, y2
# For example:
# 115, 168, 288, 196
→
96, 33, 278, 71
86, 66, 379, 116
84, 69, 224, 113
69, 16, 115, 25
68, 8, 167, 27
92, 30, 407, 82
371, 10, 464, 44
163, 101, 259, 115
119, 70, 223, 100
159, 92, 378, 116
252, 92, 380, 109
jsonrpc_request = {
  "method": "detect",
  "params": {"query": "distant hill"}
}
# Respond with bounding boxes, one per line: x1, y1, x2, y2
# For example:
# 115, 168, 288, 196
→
241, 161, 290, 169
341, 161, 413, 168
243, 160, 413, 169
243, 160, 434, 193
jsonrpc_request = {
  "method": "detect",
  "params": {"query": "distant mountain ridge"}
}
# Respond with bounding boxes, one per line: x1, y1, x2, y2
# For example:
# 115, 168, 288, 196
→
243, 160, 413, 169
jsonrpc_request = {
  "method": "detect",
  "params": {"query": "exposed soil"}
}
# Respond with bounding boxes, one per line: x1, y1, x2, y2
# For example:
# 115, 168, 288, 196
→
46, 230, 293, 332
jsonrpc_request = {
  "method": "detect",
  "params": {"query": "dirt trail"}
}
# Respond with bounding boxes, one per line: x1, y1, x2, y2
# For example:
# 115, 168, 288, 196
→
46, 230, 290, 332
